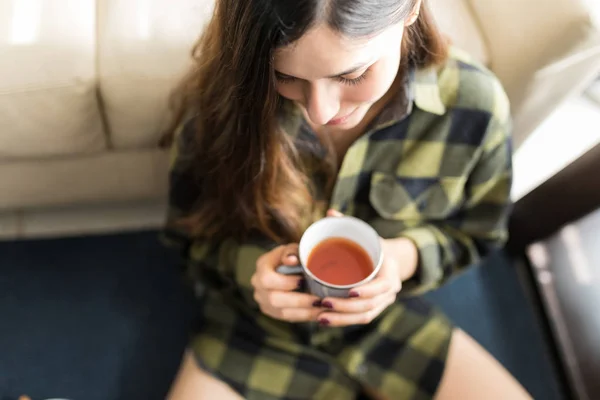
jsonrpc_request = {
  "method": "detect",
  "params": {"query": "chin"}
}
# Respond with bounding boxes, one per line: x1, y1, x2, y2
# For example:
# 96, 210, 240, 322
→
337, 118, 362, 130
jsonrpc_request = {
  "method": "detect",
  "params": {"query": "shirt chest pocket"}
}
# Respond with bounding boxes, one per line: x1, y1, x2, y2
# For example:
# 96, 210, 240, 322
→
369, 172, 466, 221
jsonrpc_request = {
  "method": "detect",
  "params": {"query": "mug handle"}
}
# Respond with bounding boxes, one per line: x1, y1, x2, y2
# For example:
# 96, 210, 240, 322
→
276, 265, 304, 275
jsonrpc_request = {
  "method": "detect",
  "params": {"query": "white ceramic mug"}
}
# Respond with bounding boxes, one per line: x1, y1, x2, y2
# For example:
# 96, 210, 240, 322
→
277, 216, 383, 298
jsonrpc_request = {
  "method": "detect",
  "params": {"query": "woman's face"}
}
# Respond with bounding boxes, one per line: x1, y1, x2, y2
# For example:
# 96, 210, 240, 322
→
273, 23, 405, 131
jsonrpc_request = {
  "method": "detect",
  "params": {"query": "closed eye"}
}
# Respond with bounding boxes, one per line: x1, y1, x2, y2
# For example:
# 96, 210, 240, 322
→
336, 70, 370, 86
275, 69, 370, 86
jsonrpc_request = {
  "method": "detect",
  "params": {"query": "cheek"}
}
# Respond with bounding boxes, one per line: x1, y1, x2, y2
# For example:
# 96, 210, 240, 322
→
344, 54, 401, 105
342, 84, 380, 105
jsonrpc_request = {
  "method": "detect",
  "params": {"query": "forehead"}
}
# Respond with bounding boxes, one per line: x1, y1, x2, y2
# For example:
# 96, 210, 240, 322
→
273, 24, 402, 79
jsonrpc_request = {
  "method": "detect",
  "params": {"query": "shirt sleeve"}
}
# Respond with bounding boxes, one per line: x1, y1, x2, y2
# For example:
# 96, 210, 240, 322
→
400, 109, 513, 296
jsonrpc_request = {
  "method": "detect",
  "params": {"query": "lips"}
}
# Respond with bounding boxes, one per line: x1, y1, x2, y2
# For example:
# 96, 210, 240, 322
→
327, 108, 357, 126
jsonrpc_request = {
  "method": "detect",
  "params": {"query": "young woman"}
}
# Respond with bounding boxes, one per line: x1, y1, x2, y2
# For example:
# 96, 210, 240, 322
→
163, 0, 530, 399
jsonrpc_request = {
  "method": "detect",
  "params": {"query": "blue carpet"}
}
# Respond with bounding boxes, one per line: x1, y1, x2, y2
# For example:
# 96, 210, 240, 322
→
0, 231, 194, 400
424, 250, 566, 399
0, 231, 564, 399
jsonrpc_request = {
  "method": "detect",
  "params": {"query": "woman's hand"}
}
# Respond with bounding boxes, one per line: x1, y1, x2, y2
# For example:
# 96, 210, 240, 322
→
317, 209, 418, 327
251, 244, 323, 322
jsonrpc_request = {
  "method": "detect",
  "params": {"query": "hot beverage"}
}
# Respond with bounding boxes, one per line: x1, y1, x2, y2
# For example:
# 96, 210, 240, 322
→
307, 237, 373, 286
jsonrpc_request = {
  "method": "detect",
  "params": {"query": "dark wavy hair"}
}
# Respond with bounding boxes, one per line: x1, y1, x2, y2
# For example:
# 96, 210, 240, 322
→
164, 0, 448, 243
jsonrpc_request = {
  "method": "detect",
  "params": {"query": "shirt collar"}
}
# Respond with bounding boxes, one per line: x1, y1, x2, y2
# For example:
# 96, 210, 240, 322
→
371, 65, 447, 129
412, 66, 447, 116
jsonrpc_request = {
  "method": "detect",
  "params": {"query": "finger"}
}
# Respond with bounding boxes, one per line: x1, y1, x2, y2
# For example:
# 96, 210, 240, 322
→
255, 244, 302, 291
280, 243, 300, 266
326, 209, 344, 218
260, 291, 322, 309
281, 243, 298, 265
277, 307, 323, 323
317, 294, 396, 327
256, 244, 298, 273
348, 276, 396, 299
253, 270, 303, 291
319, 293, 391, 314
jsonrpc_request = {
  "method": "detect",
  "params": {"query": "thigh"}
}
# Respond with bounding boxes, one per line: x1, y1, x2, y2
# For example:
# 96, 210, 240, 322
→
436, 329, 532, 400
167, 350, 243, 400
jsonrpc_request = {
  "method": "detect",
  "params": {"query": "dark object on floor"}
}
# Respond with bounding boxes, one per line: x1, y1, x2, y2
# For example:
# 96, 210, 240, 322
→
508, 143, 600, 400
523, 209, 600, 400
0, 231, 563, 399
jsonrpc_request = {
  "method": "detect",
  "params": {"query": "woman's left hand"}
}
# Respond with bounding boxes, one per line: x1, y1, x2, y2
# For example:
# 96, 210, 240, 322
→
317, 209, 418, 327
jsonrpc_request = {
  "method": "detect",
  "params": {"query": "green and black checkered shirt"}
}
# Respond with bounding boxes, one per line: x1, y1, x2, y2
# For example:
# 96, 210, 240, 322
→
164, 47, 512, 400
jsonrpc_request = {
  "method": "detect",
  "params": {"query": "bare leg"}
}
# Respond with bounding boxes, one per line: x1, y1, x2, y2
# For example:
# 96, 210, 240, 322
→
363, 329, 531, 400
167, 350, 243, 400
436, 329, 532, 400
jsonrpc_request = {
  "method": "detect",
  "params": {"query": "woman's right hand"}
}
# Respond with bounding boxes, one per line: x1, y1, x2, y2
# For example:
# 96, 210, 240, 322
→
251, 244, 323, 322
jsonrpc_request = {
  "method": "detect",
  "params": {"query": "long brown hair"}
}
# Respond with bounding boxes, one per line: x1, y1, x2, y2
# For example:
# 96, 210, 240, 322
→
164, 0, 448, 243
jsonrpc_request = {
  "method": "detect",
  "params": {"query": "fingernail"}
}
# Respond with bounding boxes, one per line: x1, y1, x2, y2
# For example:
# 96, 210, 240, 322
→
286, 255, 298, 262
322, 301, 333, 309
318, 318, 330, 327
349, 291, 359, 298
312, 300, 322, 307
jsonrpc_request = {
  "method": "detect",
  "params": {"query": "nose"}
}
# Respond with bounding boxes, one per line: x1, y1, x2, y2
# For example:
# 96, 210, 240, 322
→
305, 82, 340, 126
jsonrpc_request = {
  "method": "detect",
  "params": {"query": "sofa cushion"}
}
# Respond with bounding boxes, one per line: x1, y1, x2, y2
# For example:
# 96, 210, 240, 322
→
97, 0, 214, 150
0, 149, 169, 210
429, 0, 490, 66
0, 0, 107, 160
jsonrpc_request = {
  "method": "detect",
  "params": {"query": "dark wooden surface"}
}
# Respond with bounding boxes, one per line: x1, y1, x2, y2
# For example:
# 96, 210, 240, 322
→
509, 143, 600, 251
508, 143, 600, 400
525, 209, 600, 400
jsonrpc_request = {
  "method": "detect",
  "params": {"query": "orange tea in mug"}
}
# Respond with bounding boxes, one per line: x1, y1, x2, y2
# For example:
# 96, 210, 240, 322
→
306, 237, 374, 286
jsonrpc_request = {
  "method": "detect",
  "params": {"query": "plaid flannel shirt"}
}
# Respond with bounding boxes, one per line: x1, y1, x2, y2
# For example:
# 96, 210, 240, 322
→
163, 47, 512, 400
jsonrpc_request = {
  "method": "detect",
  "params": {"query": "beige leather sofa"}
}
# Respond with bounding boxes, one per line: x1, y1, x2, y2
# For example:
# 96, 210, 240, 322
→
1, 0, 600, 239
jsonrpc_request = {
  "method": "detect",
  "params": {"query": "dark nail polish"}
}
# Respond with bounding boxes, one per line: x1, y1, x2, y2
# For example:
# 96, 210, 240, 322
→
322, 301, 333, 309
319, 318, 330, 327
312, 300, 322, 307
349, 291, 360, 298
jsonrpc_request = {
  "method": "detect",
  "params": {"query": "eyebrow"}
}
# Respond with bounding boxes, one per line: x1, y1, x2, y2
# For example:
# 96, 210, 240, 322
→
275, 61, 371, 80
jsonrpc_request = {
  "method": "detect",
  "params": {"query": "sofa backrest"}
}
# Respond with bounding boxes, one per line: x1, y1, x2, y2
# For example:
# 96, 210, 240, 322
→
0, 0, 106, 160
0, 0, 488, 161
96, 0, 214, 151
429, 0, 489, 65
